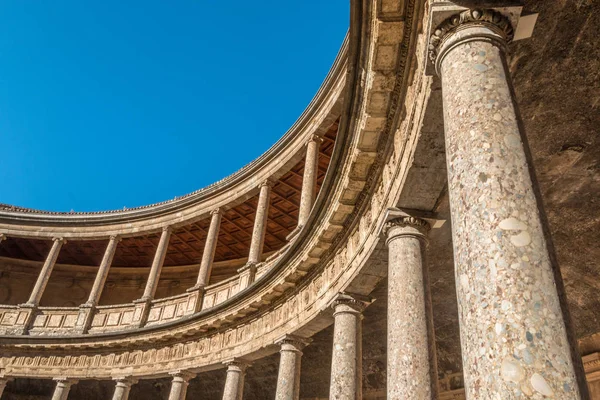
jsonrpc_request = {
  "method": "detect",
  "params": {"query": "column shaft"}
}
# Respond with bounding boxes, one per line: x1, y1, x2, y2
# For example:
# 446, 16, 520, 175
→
27, 238, 64, 306
86, 235, 119, 306
385, 217, 438, 399
275, 336, 309, 400
140, 227, 172, 301
329, 294, 365, 400
297, 136, 321, 227
432, 9, 584, 399
222, 361, 247, 400
195, 209, 222, 288
247, 182, 271, 265
52, 379, 76, 400
112, 377, 136, 400
168, 371, 195, 400
0, 378, 11, 396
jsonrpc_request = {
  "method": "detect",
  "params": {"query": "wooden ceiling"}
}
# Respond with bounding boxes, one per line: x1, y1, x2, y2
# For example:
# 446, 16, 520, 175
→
0, 121, 338, 274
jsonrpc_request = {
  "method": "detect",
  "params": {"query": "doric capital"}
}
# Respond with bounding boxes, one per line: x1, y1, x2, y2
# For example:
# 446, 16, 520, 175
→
331, 293, 371, 315
169, 370, 196, 382
113, 376, 138, 386
429, 9, 514, 70
53, 377, 78, 386
0, 233, 5, 242
223, 358, 250, 372
275, 334, 312, 352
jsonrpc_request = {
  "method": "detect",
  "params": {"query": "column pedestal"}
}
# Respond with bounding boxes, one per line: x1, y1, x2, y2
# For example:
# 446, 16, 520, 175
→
430, 7, 586, 399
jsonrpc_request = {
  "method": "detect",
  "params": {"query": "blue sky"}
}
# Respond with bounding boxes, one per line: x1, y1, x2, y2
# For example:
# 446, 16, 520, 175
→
0, 1, 348, 212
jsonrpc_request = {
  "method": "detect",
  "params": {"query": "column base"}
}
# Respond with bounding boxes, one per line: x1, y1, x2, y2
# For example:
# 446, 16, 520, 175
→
285, 225, 302, 241
237, 263, 258, 290
131, 298, 152, 328
73, 303, 96, 334
185, 285, 206, 313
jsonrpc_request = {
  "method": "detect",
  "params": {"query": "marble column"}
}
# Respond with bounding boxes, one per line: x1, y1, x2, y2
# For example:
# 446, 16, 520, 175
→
140, 226, 172, 301
52, 378, 77, 400
222, 359, 249, 400
430, 8, 585, 399
275, 335, 310, 400
329, 293, 367, 400
111, 377, 137, 400
194, 208, 222, 289
168, 371, 195, 400
26, 237, 65, 306
297, 135, 322, 228
385, 216, 438, 399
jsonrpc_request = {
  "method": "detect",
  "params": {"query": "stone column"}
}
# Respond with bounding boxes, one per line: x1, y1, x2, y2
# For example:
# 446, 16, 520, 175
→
52, 378, 77, 400
297, 135, 322, 228
26, 237, 65, 306
329, 293, 367, 400
385, 216, 438, 399
222, 359, 249, 400
430, 8, 585, 399
112, 377, 137, 400
0, 233, 6, 243
275, 335, 310, 400
240, 181, 272, 284
85, 235, 120, 306
168, 371, 195, 400
140, 226, 172, 301
194, 208, 222, 289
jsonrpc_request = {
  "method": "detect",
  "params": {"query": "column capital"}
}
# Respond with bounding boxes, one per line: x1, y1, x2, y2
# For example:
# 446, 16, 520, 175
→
275, 334, 312, 351
169, 370, 196, 382
53, 377, 78, 385
160, 225, 173, 233
108, 234, 122, 242
307, 134, 324, 145
384, 216, 430, 244
429, 8, 514, 74
0, 233, 6, 242
258, 178, 277, 189
210, 207, 223, 216
113, 376, 138, 386
52, 237, 67, 244
330, 293, 371, 315
223, 358, 251, 372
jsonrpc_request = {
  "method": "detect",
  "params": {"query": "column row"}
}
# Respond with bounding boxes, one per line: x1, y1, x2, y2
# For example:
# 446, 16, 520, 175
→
1, 134, 323, 333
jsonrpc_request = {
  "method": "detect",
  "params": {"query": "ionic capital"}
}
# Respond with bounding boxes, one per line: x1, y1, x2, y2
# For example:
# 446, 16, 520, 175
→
307, 134, 324, 145
161, 225, 173, 233
108, 234, 122, 242
52, 237, 67, 244
384, 216, 430, 244
429, 9, 514, 72
258, 178, 277, 189
0, 233, 6, 242
210, 207, 223, 216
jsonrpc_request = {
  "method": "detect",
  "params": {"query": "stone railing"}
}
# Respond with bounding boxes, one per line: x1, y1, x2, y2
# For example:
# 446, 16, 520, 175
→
0, 257, 280, 336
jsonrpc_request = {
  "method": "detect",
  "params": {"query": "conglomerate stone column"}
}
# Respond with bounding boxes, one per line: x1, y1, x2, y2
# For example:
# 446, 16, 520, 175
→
51, 378, 77, 400
111, 377, 137, 400
329, 293, 367, 400
297, 135, 322, 228
25, 237, 65, 307
275, 335, 310, 400
168, 371, 195, 400
430, 8, 585, 399
222, 359, 249, 400
384, 216, 438, 400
